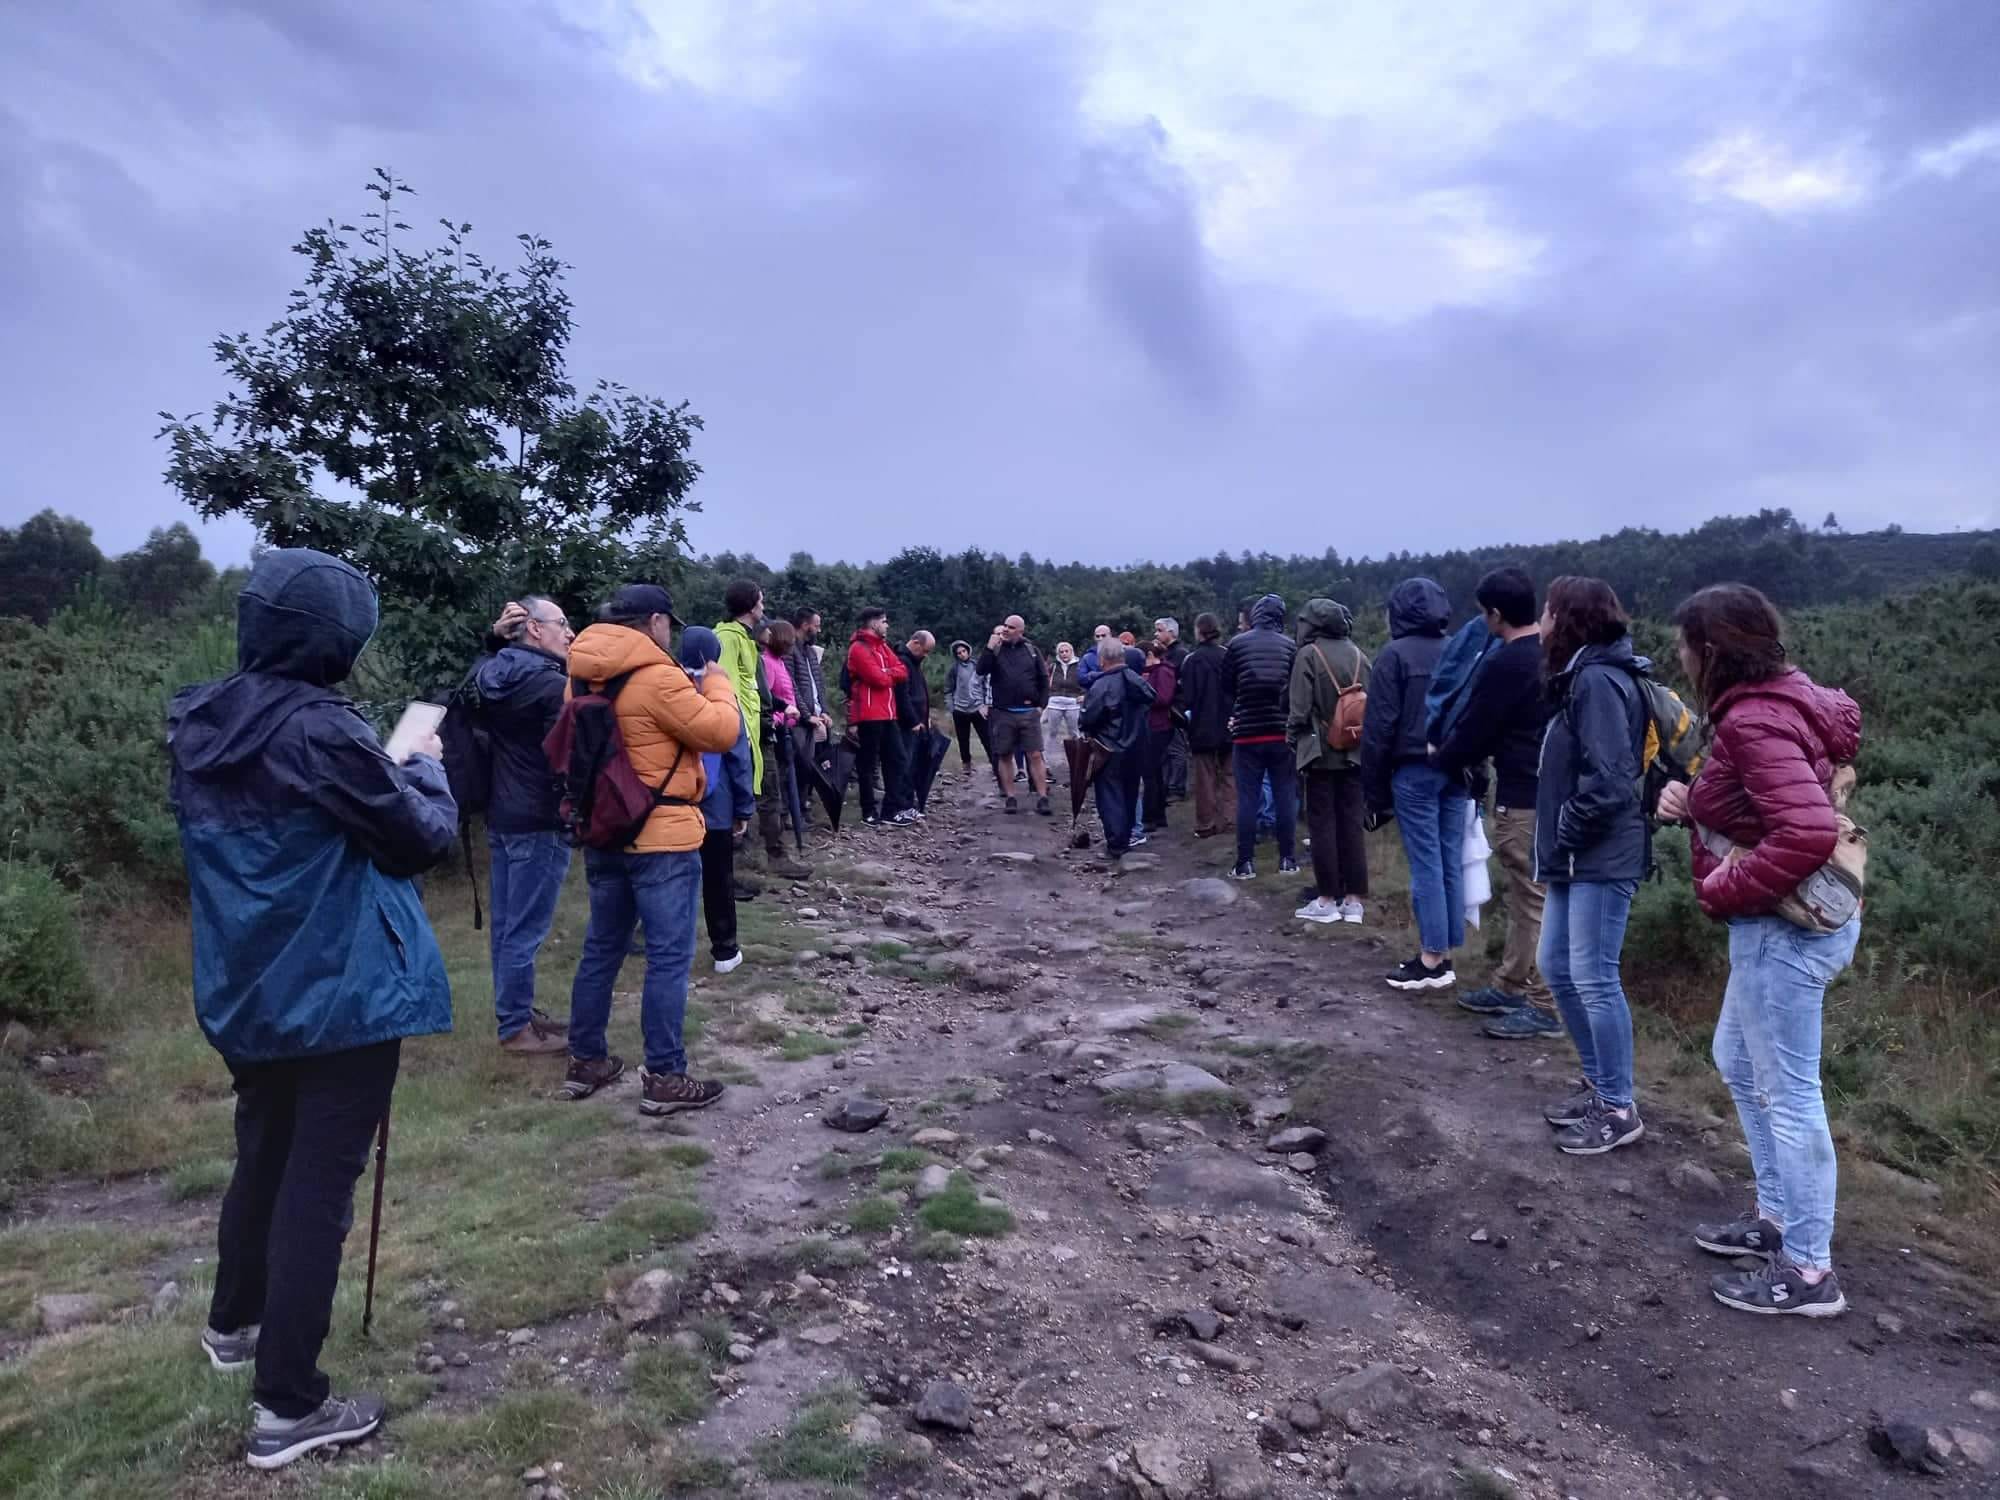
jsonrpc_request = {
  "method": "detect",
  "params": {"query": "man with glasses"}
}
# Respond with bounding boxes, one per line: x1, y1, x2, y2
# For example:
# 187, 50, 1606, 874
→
479, 596, 577, 1055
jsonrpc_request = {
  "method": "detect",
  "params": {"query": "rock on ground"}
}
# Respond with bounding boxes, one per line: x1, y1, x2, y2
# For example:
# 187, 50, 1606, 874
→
822, 1095, 891, 1132
35, 1293, 108, 1334
1316, 1363, 1416, 1432
1207, 1447, 1270, 1499
612, 1268, 677, 1326
1869, 1415, 1955, 1474
1266, 1125, 1327, 1153
1179, 878, 1239, 908
1342, 1442, 1456, 1500
913, 1379, 974, 1431
915, 1164, 953, 1200
1127, 1436, 1188, 1499
1094, 1062, 1231, 1097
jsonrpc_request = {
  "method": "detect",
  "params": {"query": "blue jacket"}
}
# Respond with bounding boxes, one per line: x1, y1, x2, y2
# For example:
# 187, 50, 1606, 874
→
474, 642, 567, 832
1424, 615, 1496, 747
168, 549, 458, 1064
1534, 637, 1650, 885
700, 704, 757, 832
1080, 661, 1156, 755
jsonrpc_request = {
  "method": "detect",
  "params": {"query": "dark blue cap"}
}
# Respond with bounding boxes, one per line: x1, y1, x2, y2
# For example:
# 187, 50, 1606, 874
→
603, 583, 684, 628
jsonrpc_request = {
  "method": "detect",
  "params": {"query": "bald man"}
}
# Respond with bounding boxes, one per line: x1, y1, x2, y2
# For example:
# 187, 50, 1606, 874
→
976, 615, 1052, 814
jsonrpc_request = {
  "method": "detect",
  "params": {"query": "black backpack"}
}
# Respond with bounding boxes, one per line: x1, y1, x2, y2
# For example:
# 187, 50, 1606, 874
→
439, 665, 493, 928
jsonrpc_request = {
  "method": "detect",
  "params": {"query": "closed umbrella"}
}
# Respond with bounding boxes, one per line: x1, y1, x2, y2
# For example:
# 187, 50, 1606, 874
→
911, 726, 952, 812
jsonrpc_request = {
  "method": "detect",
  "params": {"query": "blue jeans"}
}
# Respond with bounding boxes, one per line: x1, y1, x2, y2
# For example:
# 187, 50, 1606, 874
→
1095, 749, 1136, 855
1540, 878, 1638, 1108
1233, 742, 1296, 866
487, 829, 573, 1039
1390, 763, 1467, 953
1713, 915, 1860, 1271
567, 848, 701, 1075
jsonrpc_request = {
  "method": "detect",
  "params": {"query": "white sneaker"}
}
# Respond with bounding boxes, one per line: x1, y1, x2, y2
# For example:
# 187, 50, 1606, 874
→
713, 951, 744, 975
1340, 898, 1365, 925
1294, 897, 1342, 925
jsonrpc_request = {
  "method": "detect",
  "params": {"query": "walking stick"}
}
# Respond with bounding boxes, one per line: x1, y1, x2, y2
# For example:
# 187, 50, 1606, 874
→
361, 1105, 391, 1338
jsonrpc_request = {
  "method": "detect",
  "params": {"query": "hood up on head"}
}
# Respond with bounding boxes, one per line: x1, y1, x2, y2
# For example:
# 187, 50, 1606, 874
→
1387, 578, 1450, 639
1299, 598, 1353, 643
1250, 594, 1286, 631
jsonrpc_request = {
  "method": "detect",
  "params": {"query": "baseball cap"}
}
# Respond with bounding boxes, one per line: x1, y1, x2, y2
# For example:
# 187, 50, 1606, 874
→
602, 583, 685, 629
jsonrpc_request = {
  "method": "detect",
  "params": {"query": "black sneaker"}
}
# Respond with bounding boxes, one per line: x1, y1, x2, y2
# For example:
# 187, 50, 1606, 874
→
1711, 1260, 1847, 1318
1278, 857, 1300, 875
1694, 1213, 1784, 1260
202, 1324, 258, 1372
1229, 862, 1255, 881
1542, 1079, 1595, 1127
1035, 795, 1052, 816
1554, 1098, 1644, 1155
561, 1054, 626, 1101
1386, 956, 1454, 991
1015, 769, 1029, 785
1004, 796, 1020, 815
245, 1393, 385, 1470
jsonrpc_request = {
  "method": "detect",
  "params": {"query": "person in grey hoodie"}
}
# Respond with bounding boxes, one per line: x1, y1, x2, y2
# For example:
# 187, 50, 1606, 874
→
1358, 578, 1460, 992
943, 639, 992, 771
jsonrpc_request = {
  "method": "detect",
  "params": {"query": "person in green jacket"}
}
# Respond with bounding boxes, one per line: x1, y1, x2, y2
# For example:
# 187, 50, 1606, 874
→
717, 579, 810, 880
1287, 597, 1370, 925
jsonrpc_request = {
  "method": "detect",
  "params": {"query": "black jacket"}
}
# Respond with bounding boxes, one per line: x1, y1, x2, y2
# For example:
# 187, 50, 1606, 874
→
894, 647, 932, 730
1222, 594, 1294, 741
473, 643, 568, 832
1080, 664, 1156, 755
977, 638, 1048, 711
1359, 578, 1450, 811
1432, 633, 1548, 810
1179, 640, 1232, 752
789, 642, 826, 719
1534, 637, 1650, 885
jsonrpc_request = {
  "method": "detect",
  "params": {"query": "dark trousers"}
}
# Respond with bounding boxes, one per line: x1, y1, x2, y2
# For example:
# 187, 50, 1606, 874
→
855, 720, 912, 820
1096, 749, 1136, 855
210, 1040, 402, 1419
700, 826, 739, 960
1142, 727, 1173, 829
952, 709, 991, 767
1233, 741, 1297, 866
1304, 767, 1368, 901
754, 738, 786, 856
1165, 725, 1190, 798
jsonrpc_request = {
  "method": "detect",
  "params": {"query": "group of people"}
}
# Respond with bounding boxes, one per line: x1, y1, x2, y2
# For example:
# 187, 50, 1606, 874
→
165, 547, 1866, 1470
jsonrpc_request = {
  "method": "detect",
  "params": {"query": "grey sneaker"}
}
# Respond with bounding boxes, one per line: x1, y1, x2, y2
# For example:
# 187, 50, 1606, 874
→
245, 1393, 386, 1469
1554, 1098, 1645, 1155
202, 1324, 258, 1372
1694, 1213, 1784, 1260
1542, 1079, 1596, 1127
1711, 1261, 1847, 1318
1483, 1005, 1563, 1040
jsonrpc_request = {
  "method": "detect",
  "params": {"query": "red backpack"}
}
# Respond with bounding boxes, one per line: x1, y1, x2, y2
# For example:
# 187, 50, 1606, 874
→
543, 669, 688, 850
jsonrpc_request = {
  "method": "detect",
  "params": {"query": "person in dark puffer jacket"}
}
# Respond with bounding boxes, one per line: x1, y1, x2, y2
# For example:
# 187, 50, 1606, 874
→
1658, 583, 1862, 1320
1222, 593, 1297, 878
1358, 578, 1459, 991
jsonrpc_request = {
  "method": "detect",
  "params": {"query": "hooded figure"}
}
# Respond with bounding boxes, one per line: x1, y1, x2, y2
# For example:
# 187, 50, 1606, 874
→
168, 547, 458, 1465
1288, 599, 1366, 776
1358, 578, 1451, 813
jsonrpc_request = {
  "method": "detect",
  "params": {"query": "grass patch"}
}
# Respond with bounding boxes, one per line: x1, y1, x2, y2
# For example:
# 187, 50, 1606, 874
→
626, 1342, 719, 1426
847, 1196, 900, 1233
166, 1156, 232, 1201
785, 992, 839, 1016
1140, 1013, 1196, 1040
911, 1230, 965, 1262
0, 1223, 179, 1334
915, 1174, 1013, 1238
754, 1385, 883, 1484
655, 1141, 714, 1169
839, 1021, 869, 1039
778, 1030, 843, 1062
1456, 1464, 1522, 1499
1101, 1085, 1246, 1121
396, 1387, 601, 1472
781, 1236, 871, 1272
817, 1151, 857, 1180
875, 1147, 929, 1172
865, 940, 910, 961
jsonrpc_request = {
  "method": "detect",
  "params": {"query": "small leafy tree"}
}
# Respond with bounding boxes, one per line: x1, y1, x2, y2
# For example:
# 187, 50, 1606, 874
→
110, 523, 217, 615
0, 510, 105, 624
160, 170, 702, 690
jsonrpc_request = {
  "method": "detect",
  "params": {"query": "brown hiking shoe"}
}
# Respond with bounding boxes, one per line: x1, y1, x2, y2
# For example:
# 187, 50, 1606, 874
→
638, 1069, 725, 1116
499, 1012, 567, 1056
561, 1054, 626, 1100
764, 855, 813, 881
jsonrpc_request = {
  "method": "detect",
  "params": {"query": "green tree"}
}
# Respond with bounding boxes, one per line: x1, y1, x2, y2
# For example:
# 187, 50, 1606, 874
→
109, 523, 217, 615
0, 510, 105, 624
159, 169, 704, 690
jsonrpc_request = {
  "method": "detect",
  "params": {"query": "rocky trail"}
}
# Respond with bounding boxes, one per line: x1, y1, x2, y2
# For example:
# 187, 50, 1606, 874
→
623, 764, 2000, 1499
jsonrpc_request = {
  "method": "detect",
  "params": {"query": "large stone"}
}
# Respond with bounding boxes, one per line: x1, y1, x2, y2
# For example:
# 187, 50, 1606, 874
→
1095, 1004, 1167, 1034
1316, 1364, 1416, 1432
1128, 1122, 1180, 1151
1249, 1096, 1292, 1128
1667, 1159, 1724, 1194
823, 1095, 891, 1132
1342, 1443, 1455, 1500
847, 1411, 885, 1445
915, 1165, 953, 1200
1869, 1416, 1954, 1474
34, 1293, 108, 1335
1207, 1448, 1268, 1500
990, 851, 1038, 865
910, 1127, 961, 1150
1095, 1062, 1231, 1098
1948, 1427, 1995, 1468
1266, 1126, 1327, 1154
914, 1379, 974, 1431
849, 861, 895, 884
1129, 1437, 1188, 1499
1179, 878, 1239, 909
149, 1281, 182, 1320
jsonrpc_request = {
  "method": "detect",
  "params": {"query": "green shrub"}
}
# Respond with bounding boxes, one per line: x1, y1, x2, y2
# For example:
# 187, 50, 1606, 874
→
0, 864, 93, 1028
0, 1059, 46, 1206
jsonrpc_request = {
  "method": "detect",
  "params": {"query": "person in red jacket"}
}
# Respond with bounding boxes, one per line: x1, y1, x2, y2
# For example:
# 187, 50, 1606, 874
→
845, 606, 914, 825
1656, 583, 1861, 1320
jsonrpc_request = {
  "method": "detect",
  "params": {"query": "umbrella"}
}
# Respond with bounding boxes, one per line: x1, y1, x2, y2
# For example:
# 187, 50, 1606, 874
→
775, 723, 810, 852
1064, 735, 1115, 841
799, 730, 856, 832
910, 726, 952, 811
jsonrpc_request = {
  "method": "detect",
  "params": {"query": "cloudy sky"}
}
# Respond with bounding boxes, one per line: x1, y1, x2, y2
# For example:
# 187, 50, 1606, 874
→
4, 0, 1996, 568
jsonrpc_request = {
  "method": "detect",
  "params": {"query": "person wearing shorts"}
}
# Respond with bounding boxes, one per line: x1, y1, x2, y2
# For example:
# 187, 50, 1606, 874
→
977, 615, 1052, 815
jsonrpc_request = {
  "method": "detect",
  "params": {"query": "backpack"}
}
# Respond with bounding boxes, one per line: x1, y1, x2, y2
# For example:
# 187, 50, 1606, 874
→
438, 665, 492, 928
1699, 765, 1866, 933
1310, 643, 1370, 751
542, 669, 689, 850
1630, 672, 1706, 816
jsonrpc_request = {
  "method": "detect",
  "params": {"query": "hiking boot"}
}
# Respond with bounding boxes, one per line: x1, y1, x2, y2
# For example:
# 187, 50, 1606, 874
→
1455, 986, 1524, 1016
561, 1054, 626, 1101
202, 1324, 258, 1372
1386, 955, 1454, 991
638, 1069, 726, 1116
1483, 1005, 1563, 1040
1004, 797, 1019, 815
499, 1012, 568, 1055
1554, 1098, 1644, 1155
1035, 795, 1052, 816
1543, 1079, 1596, 1127
1229, 862, 1256, 880
1711, 1260, 1846, 1317
766, 855, 813, 879
1694, 1213, 1784, 1260
245, 1393, 385, 1470
1278, 857, 1300, 875
712, 950, 744, 976
1294, 896, 1342, 925
1339, 897, 1365, 924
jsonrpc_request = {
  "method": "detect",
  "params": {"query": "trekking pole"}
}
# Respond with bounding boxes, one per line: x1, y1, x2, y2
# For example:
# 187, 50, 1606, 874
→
361, 1105, 392, 1338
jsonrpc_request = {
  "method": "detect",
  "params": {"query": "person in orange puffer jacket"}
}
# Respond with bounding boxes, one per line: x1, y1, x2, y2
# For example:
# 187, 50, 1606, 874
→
558, 584, 743, 1117
845, 606, 914, 824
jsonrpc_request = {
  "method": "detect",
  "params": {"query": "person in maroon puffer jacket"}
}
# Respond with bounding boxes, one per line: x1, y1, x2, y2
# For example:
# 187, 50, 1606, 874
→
1656, 583, 1861, 1321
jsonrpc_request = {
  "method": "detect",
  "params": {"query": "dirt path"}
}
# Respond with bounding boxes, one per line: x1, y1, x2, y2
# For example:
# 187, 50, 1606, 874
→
634, 762, 2000, 1499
